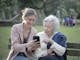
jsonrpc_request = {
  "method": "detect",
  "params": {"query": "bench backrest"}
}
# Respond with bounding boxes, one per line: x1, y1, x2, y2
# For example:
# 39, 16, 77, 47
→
67, 42, 80, 56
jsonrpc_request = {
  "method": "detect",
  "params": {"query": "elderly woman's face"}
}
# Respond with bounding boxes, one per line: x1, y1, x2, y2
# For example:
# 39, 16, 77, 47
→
43, 21, 54, 33
24, 15, 36, 27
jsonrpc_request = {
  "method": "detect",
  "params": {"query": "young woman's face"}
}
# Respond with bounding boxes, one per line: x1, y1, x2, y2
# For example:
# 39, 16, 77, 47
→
24, 15, 36, 27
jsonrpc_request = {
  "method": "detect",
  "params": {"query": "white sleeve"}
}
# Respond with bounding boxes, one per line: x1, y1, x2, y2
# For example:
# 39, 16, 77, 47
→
50, 41, 66, 56
35, 32, 48, 57
34, 42, 48, 58
40, 42, 48, 57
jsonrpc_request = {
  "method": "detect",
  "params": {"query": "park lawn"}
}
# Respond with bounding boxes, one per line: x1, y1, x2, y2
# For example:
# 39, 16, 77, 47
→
0, 25, 80, 60
60, 25, 80, 43
0, 26, 11, 59
35, 25, 80, 43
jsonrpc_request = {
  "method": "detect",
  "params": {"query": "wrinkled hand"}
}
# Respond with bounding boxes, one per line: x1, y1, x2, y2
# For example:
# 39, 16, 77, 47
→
43, 38, 51, 44
43, 38, 54, 44
47, 49, 55, 55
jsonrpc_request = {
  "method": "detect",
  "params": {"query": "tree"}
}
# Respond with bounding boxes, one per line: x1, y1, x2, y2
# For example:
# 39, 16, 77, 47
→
0, 0, 80, 20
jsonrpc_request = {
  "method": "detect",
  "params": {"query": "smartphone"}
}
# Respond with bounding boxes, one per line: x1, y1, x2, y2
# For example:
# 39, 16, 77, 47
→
33, 36, 40, 42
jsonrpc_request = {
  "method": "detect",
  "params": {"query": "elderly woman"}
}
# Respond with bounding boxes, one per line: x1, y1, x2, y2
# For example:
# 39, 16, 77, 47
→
7, 8, 40, 60
34, 15, 67, 60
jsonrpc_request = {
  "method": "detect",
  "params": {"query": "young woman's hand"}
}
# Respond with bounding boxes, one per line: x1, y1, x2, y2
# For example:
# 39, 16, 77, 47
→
27, 40, 40, 51
31, 41, 40, 51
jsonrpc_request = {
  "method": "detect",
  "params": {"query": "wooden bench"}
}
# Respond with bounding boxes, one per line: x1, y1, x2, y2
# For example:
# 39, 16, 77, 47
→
66, 42, 80, 60
8, 40, 80, 60
67, 42, 80, 56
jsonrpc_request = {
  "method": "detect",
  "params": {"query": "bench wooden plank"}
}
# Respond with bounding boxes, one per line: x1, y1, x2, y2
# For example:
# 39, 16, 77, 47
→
67, 42, 80, 49
67, 50, 80, 56
8, 38, 80, 57
67, 42, 80, 56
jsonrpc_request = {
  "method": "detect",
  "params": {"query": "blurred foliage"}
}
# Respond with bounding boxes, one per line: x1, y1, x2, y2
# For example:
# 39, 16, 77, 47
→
0, 0, 80, 20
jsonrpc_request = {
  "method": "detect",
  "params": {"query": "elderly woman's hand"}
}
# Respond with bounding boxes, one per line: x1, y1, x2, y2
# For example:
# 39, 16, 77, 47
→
47, 49, 55, 55
43, 38, 50, 44
47, 49, 53, 55
43, 38, 54, 45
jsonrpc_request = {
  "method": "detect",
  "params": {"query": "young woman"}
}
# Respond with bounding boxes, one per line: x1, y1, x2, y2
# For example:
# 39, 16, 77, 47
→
7, 8, 40, 60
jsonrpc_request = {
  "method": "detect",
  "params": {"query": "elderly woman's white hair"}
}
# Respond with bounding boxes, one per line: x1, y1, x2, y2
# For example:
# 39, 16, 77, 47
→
43, 15, 60, 32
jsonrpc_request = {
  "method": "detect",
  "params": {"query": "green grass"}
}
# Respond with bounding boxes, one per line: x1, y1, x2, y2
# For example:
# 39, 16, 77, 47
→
35, 25, 80, 43
0, 25, 80, 60
0, 26, 11, 59
60, 25, 80, 43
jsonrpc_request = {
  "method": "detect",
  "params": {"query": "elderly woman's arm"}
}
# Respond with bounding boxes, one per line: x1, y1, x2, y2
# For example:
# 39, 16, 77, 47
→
50, 41, 66, 56
50, 35, 67, 56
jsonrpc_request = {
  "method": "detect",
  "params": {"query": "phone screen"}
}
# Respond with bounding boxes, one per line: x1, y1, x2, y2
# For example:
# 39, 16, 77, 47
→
33, 36, 40, 42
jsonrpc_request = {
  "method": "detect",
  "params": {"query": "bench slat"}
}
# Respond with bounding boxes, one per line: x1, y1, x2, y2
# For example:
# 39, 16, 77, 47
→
67, 50, 80, 56
67, 42, 80, 49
